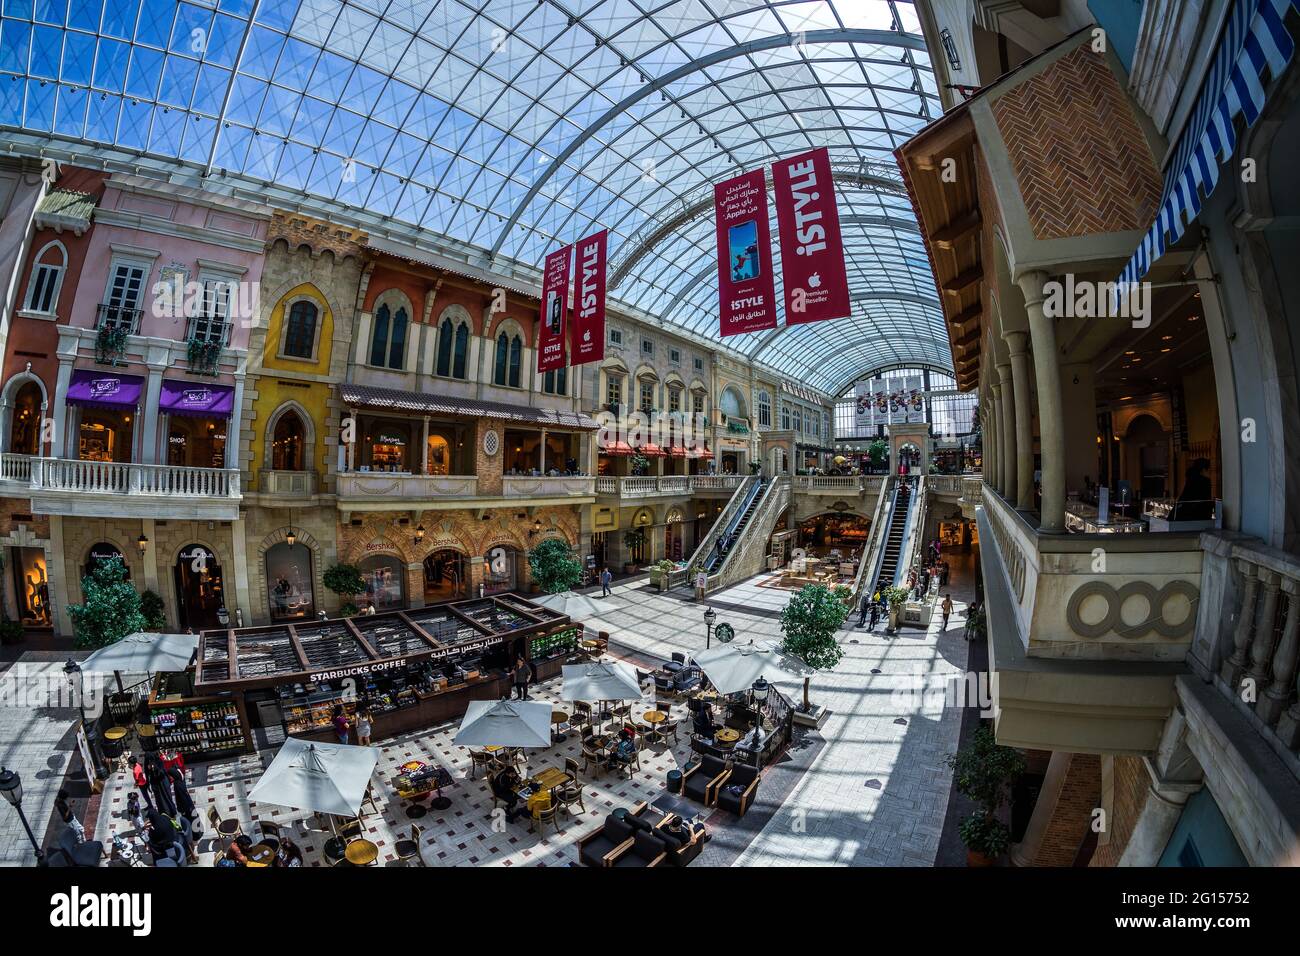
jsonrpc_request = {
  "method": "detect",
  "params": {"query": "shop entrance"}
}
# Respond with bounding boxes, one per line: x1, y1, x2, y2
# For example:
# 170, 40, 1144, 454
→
424, 549, 467, 603
797, 512, 871, 554
266, 541, 314, 621
78, 408, 134, 462
9, 546, 50, 627
358, 553, 405, 611
174, 544, 225, 630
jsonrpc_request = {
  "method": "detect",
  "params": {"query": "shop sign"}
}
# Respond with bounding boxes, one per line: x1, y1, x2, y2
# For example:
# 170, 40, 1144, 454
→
309, 657, 408, 683
363, 540, 399, 555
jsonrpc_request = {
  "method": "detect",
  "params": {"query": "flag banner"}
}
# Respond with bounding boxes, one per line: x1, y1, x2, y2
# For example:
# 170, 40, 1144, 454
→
714, 169, 778, 337
537, 243, 572, 373
854, 380, 875, 429
904, 375, 926, 424
569, 229, 607, 366
772, 147, 850, 326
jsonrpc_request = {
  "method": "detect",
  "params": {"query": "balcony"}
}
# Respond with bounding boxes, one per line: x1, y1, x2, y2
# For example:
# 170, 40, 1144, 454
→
337, 473, 480, 509
979, 487, 1199, 755
502, 475, 596, 502
792, 475, 885, 495
186, 313, 233, 346
0, 452, 32, 489
95, 304, 142, 334
27, 458, 241, 519
259, 469, 319, 500
594, 474, 742, 499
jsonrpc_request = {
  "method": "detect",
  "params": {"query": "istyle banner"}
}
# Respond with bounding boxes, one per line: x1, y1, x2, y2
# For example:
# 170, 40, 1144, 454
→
772, 147, 849, 326
536, 243, 572, 373
714, 169, 778, 337
569, 230, 607, 366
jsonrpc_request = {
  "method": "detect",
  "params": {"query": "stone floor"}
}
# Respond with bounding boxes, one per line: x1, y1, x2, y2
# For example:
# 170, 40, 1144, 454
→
50, 553, 975, 868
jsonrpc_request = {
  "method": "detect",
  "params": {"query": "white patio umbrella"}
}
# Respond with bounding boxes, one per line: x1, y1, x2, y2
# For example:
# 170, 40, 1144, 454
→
528, 591, 620, 619
81, 632, 198, 692
453, 699, 553, 749
561, 661, 642, 703
692, 639, 813, 696
248, 737, 379, 818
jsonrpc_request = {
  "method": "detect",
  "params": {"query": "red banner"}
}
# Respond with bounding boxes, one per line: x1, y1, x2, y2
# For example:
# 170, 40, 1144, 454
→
714, 169, 778, 337
569, 229, 607, 366
772, 147, 850, 326
536, 243, 572, 373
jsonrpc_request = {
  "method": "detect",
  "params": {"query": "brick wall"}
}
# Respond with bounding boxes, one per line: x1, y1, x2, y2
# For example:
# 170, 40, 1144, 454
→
1033, 751, 1102, 866
1090, 755, 1151, 867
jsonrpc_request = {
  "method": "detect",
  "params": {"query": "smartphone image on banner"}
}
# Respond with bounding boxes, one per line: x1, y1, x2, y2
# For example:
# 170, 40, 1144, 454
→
728, 219, 760, 282
546, 291, 562, 335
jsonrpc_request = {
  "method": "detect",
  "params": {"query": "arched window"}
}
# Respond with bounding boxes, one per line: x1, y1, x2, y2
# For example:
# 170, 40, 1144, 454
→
543, 367, 567, 395
436, 318, 454, 377
453, 322, 469, 379
508, 335, 522, 387
24, 242, 66, 315
757, 391, 771, 427
494, 332, 509, 385
271, 409, 307, 471
283, 300, 318, 359
720, 386, 744, 421
266, 541, 314, 621
369, 304, 408, 369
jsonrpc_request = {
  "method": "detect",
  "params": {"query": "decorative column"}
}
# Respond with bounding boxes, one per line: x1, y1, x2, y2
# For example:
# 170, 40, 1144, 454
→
1259, 577, 1299, 726
1221, 561, 1261, 687
140, 348, 169, 464
990, 383, 1004, 495
1018, 270, 1066, 532
420, 416, 430, 474
1244, 569, 1282, 693
226, 372, 245, 470
539, 428, 547, 473
230, 514, 252, 625
50, 359, 73, 458
346, 406, 357, 471
998, 362, 1017, 505
1005, 331, 1035, 511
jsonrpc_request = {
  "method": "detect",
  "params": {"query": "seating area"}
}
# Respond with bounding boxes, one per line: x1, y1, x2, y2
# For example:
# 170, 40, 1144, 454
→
576, 802, 707, 867
679, 756, 763, 817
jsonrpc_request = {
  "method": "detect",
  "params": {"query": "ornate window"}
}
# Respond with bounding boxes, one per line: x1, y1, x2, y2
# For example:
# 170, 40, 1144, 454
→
24, 242, 66, 314
542, 367, 567, 395
494, 332, 523, 387
757, 390, 771, 428
369, 304, 408, 369
283, 300, 318, 359
436, 317, 470, 379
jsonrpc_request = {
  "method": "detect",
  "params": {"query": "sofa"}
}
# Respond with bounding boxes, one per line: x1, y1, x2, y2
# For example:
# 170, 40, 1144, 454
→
715, 762, 761, 816
680, 754, 731, 806
577, 803, 651, 867
45, 828, 104, 867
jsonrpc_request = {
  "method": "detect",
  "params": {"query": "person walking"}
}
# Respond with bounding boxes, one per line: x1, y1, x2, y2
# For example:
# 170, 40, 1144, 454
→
941, 594, 954, 632
145, 754, 176, 818
356, 707, 373, 746
858, 593, 872, 628
600, 566, 613, 597
55, 789, 85, 843
868, 599, 880, 631
166, 763, 196, 831
129, 757, 154, 811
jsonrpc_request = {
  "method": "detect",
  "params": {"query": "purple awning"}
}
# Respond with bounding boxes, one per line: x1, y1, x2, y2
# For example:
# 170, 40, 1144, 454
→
160, 380, 235, 419
66, 369, 145, 409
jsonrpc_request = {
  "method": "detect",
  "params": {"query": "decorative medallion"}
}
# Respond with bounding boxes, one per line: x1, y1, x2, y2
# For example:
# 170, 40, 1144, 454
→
482, 429, 500, 457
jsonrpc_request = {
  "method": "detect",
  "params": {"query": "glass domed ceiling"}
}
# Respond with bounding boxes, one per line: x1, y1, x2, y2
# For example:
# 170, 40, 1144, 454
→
0, 0, 949, 393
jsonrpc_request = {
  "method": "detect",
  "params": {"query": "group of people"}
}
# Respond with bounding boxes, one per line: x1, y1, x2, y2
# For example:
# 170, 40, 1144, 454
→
125, 754, 201, 865
218, 831, 303, 867
330, 704, 374, 745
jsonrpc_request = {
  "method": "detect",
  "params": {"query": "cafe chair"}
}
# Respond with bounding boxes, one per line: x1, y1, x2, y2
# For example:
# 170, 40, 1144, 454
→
529, 793, 559, 837
671, 652, 687, 666
258, 820, 285, 852
338, 816, 363, 842
556, 759, 586, 815
715, 763, 761, 817
660, 718, 680, 745
207, 806, 242, 840
468, 749, 495, 780
577, 810, 639, 867
581, 739, 603, 776
395, 824, 425, 867
680, 755, 730, 806
637, 722, 659, 749
611, 830, 669, 868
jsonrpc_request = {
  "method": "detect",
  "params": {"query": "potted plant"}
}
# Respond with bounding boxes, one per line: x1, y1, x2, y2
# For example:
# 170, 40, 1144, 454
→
140, 589, 167, 631
527, 539, 583, 593
882, 585, 910, 632
324, 564, 367, 612
67, 556, 147, 649
650, 559, 677, 591
622, 528, 646, 575
831, 583, 853, 609
867, 438, 888, 474
95, 324, 130, 366
779, 584, 847, 717
945, 726, 1026, 866
186, 336, 223, 376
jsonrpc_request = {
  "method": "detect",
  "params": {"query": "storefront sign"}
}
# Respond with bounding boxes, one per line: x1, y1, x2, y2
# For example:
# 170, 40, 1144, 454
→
569, 229, 606, 366
714, 168, 777, 337
160, 380, 235, 418
536, 244, 572, 373
66, 369, 145, 409
308, 657, 407, 684
772, 147, 849, 326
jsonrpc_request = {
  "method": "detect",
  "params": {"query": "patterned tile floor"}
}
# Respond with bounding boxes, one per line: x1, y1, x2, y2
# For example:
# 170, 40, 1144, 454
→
91, 669, 698, 867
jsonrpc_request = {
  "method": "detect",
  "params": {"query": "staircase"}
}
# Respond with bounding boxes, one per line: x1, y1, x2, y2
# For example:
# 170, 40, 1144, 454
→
704, 477, 766, 573
872, 480, 914, 593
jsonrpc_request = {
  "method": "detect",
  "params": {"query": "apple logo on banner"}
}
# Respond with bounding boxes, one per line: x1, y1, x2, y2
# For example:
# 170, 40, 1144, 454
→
808, 273, 822, 289
583, 330, 592, 343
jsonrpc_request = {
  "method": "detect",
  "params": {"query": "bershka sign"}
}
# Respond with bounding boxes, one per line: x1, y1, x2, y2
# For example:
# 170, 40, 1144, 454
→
309, 658, 407, 683
536, 244, 572, 373
714, 168, 778, 337
50, 887, 152, 936
772, 147, 849, 326
569, 229, 607, 366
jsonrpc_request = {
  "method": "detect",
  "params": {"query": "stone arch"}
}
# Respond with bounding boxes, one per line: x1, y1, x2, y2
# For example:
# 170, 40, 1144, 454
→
0, 368, 49, 455
261, 399, 317, 472
253, 525, 325, 622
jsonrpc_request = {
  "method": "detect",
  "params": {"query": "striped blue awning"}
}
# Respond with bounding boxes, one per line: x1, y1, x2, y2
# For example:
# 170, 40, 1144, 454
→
1118, 0, 1299, 288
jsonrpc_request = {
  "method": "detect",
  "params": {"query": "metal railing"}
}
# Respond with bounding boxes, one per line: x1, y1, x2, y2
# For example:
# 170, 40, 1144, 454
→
95, 304, 142, 334
186, 313, 233, 346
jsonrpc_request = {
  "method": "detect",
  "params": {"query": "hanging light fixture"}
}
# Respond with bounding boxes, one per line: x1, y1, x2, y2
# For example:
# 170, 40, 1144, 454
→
415, 524, 426, 543
286, 527, 297, 548
137, 534, 148, 555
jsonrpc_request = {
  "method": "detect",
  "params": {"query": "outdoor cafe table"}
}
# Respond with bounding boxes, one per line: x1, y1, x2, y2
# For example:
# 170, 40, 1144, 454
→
345, 839, 379, 866
245, 842, 275, 867
715, 728, 741, 748
551, 710, 569, 742
527, 767, 570, 794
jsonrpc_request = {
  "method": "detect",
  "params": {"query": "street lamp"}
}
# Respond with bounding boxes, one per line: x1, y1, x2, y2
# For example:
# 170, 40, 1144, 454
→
0, 767, 43, 865
703, 607, 716, 649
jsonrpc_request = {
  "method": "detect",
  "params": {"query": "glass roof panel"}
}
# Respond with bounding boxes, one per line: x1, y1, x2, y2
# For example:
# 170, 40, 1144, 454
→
0, 0, 950, 392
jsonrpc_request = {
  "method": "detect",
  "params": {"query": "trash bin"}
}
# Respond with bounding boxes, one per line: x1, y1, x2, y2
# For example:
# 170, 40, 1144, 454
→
666, 769, 683, 793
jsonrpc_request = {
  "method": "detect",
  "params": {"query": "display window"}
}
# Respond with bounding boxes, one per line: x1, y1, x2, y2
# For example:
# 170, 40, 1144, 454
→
175, 544, 225, 630
78, 409, 133, 462
359, 553, 406, 610
11, 547, 50, 626
8, 381, 42, 455
266, 542, 315, 620
482, 545, 520, 595
424, 549, 467, 602
167, 416, 227, 468
365, 422, 410, 472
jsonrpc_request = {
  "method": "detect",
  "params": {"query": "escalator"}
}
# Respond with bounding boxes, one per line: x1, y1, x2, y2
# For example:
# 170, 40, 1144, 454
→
703, 477, 767, 573
871, 479, 913, 593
